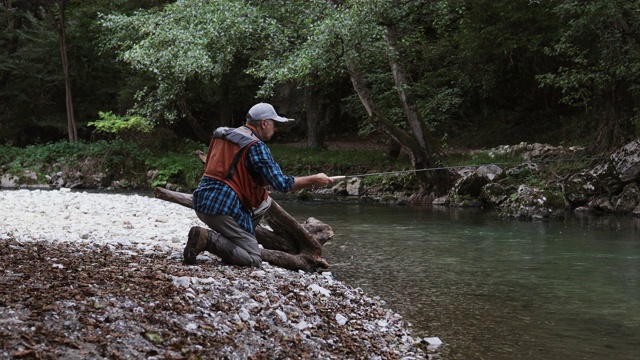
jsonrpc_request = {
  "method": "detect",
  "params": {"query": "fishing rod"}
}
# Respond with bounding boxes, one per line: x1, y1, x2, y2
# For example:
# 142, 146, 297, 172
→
328, 157, 606, 180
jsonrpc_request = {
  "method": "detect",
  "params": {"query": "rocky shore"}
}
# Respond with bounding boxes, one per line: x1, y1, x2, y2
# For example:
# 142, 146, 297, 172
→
0, 189, 438, 359
3, 140, 639, 221
329, 140, 640, 220
0, 139, 640, 220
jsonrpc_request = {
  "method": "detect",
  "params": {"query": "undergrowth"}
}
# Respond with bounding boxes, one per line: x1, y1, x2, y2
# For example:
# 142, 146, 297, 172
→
0, 139, 591, 192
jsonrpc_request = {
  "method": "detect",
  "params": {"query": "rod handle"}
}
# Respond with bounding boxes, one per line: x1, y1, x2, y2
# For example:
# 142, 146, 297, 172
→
329, 176, 346, 180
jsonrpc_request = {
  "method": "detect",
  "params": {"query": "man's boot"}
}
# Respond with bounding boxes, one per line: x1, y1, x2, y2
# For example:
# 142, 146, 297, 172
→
183, 226, 209, 264
205, 231, 237, 265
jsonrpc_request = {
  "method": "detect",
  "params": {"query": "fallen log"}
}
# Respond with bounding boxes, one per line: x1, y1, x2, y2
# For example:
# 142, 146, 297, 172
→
154, 186, 333, 272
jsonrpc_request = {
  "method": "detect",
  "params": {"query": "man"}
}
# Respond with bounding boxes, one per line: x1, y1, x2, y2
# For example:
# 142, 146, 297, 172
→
185, 102, 334, 267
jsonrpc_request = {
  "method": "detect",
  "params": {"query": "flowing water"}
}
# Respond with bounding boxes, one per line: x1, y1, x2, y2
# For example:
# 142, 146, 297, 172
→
277, 197, 640, 360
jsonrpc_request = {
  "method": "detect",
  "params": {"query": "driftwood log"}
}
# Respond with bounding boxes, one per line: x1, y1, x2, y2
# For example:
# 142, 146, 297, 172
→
154, 184, 334, 272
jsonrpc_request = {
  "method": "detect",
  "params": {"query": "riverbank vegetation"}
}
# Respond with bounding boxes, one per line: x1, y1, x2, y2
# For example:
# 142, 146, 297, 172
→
0, 134, 531, 192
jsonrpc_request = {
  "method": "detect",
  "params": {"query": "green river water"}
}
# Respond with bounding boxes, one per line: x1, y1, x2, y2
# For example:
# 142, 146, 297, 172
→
277, 198, 640, 360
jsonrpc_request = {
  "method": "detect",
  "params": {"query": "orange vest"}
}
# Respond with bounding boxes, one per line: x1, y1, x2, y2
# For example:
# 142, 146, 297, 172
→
203, 126, 268, 210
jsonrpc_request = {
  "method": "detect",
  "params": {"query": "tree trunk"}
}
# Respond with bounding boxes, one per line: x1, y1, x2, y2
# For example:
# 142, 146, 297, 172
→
304, 86, 325, 149
326, 0, 452, 195
345, 58, 452, 196
0, 0, 20, 88
57, 0, 77, 142
154, 187, 333, 272
385, 25, 453, 193
591, 86, 634, 154
176, 94, 210, 143
218, 77, 233, 127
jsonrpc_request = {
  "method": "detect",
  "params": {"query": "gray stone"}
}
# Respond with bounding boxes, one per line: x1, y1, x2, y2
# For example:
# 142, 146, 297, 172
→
613, 183, 640, 213
1, 174, 17, 187
475, 164, 504, 182
610, 140, 640, 183
432, 196, 450, 206
346, 177, 362, 196
452, 173, 486, 197
480, 183, 508, 206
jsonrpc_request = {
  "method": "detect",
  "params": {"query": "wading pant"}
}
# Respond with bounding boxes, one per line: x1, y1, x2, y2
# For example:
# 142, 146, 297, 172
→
195, 197, 271, 268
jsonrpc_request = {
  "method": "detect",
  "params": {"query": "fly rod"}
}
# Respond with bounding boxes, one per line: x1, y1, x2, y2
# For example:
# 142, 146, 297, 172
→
328, 157, 605, 181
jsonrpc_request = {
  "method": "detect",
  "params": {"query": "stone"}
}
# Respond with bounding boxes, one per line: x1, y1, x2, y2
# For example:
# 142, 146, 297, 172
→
589, 162, 622, 194
610, 140, 640, 183
475, 164, 504, 182
1, 174, 17, 187
432, 196, 450, 206
452, 173, 486, 198
346, 177, 362, 196
480, 183, 508, 206
613, 183, 640, 213
331, 180, 348, 196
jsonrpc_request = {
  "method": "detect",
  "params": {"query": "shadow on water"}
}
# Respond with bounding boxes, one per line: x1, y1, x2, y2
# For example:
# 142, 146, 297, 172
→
276, 197, 640, 360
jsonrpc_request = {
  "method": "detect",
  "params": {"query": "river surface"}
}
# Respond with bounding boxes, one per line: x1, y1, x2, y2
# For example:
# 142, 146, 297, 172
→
275, 197, 640, 360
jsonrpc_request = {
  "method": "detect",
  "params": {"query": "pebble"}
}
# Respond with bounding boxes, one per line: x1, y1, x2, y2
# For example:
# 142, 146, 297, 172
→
0, 189, 436, 359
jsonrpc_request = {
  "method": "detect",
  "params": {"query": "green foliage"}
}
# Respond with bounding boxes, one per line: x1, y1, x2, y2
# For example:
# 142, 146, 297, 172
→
99, 0, 277, 124
145, 152, 203, 189
3, 0, 638, 152
0, 146, 20, 168
88, 111, 152, 134
543, 190, 566, 210
0, 1, 160, 146
6, 141, 87, 167
535, 0, 640, 149
445, 151, 524, 168
537, 1, 640, 108
269, 144, 410, 177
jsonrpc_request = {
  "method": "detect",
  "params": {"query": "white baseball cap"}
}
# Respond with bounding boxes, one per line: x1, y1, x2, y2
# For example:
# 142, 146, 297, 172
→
247, 103, 294, 123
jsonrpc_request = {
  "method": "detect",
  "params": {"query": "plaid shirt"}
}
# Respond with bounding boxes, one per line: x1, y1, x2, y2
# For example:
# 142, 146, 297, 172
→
192, 140, 294, 235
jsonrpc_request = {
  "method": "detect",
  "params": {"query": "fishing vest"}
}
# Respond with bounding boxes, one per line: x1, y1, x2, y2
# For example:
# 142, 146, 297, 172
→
203, 125, 268, 210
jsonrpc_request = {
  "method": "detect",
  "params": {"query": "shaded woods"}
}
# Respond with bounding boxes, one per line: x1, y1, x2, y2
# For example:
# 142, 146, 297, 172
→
1, 0, 638, 160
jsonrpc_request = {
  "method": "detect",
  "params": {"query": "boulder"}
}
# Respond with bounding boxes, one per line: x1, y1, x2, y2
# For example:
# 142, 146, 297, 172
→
346, 177, 362, 196
589, 162, 623, 194
432, 196, 450, 206
588, 196, 615, 213
331, 180, 348, 196
498, 185, 564, 220
1, 173, 17, 187
49, 171, 66, 188
0, 170, 39, 188
610, 139, 640, 183
475, 164, 505, 182
564, 172, 598, 207
480, 182, 509, 206
452, 173, 486, 198
613, 183, 640, 213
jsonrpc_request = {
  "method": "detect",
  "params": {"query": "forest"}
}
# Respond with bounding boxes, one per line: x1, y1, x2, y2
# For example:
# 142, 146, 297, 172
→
1, 1, 639, 178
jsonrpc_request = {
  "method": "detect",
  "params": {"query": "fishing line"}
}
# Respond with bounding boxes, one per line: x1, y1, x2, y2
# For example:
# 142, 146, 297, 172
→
329, 156, 606, 180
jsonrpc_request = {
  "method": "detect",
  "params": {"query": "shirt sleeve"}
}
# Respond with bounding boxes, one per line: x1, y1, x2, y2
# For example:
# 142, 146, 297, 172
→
246, 141, 295, 193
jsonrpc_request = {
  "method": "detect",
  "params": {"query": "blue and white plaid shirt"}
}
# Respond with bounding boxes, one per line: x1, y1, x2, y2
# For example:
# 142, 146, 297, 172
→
192, 141, 294, 235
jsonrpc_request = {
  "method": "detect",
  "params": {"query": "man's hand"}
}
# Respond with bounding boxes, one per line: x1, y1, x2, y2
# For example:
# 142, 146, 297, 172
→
291, 173, 335, 192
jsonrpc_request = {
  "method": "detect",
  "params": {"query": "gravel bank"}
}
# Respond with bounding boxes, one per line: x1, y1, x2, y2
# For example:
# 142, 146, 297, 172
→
0, 189, 437, 359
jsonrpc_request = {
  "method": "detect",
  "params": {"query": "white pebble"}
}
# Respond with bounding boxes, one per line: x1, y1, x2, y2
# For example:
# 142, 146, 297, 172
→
173, 276, 190, 288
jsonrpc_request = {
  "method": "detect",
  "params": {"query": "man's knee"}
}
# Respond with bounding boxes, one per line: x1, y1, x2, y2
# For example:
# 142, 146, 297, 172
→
230, 248, 262, 268
223, 247, 262, 268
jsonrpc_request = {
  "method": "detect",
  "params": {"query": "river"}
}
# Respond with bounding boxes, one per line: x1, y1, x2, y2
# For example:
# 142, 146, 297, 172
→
276, 197, 640, 360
